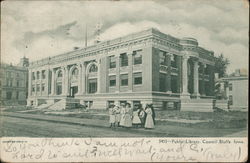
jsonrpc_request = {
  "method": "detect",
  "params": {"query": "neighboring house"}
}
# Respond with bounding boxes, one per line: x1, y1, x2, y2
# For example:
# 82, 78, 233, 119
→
0, 57, 29, 106
27, 28, 216, 111
215, 69, 248, 111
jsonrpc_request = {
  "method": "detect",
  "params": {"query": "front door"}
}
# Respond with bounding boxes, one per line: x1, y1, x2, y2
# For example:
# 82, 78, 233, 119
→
70, 86, 78, 97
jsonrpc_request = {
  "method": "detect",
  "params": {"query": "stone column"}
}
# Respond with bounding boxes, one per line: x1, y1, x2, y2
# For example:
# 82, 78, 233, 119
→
64, 66, 69, 96
166, 53, 172, 93
28, 69, 32, 97
128, 52, 133, 92
82, 62, 86, 94
45, 69, 50, 95
181, 55, 190, 98
97, 59, 101, 93
176, 55, 182, 93
77, 63, 83, 95
50, 68, 55, 95
193, 60, 200, 98
115, 54, 120, 93
200, 63, 205, 96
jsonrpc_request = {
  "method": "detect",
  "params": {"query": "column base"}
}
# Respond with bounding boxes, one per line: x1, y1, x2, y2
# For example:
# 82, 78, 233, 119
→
166, 91, 172, 94
194, 93, 201, 99
180, 93, 190, 99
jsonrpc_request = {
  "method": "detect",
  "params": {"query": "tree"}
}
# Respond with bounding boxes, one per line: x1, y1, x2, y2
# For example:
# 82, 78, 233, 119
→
214, 53, 230, 78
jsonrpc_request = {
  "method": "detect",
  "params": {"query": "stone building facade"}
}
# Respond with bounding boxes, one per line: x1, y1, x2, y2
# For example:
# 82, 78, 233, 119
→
0, 57, 29, 106
27, 28, 215, 111
216, 69, 248, 111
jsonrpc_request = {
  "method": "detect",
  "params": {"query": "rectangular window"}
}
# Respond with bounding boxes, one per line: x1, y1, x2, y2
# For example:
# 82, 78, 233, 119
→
109, 55, 116, 69
159, 73, 166, 92
159, 51, 167, 66
32, 85, 35, 92
6, 92, 12, 100
133, 72, 142, 85
37, 71, 40, 79
32, 72, 35, 80
88, 79, 97, 93
10, 79, 13, 87
16, 91, 19, 99
16, 73, 19, 78
16, 81, 19, 87
107, 101, 115, 108
133, 50, 142, 65
133, 101, 141, 108
171, 54, 177, 68
120, 101, 127, 106
36, 84, 40, 92
42, 70, 46, 79
109, 75, 116, 87
229, 95, 233, 105
229, 83, 233, 91
120, 53, 128, 67
120, 74, 128, 86
42, 84, 45, 91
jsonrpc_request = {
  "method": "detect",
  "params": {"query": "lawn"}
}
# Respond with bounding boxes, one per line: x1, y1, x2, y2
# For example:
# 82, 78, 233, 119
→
2, 106, 248, 130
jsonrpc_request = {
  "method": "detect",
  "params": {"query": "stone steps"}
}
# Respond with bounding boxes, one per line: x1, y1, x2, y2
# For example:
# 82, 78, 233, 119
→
181, 99, 214, 112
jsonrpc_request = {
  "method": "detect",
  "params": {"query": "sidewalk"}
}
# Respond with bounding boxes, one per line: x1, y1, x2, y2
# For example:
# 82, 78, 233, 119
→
1, 112, 245, 137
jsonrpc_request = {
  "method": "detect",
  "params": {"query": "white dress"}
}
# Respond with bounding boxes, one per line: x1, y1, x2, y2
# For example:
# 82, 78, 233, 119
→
132, 110, 141, 124
144, 108, 155, 128
109, 108, 115, 123
119, 107, 126, 126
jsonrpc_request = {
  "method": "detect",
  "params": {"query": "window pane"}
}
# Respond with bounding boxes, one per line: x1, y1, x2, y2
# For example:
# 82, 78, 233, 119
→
133, 50, 142, 65
120, 74, 128, 86
109, 75, 116, 87
109, 56, 116, 68
120, 53, 128, 67
133, 72, 142, 85
159, 51, 167, 65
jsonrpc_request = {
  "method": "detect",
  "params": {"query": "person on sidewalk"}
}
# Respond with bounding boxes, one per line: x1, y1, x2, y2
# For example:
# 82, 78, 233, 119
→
132, 104, 141, 128
108, 104, 116, 128
114, 103, 121, 127
144, 104, 155, 129
123, 103, 132, 128
138, 104, 146, 128
119, 103, 126, 127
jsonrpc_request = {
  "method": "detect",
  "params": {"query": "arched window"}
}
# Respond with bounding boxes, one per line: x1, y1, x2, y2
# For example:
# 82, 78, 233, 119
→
72, 68, 79, 80
89, 64, 98, 73
57, 70, 63, 78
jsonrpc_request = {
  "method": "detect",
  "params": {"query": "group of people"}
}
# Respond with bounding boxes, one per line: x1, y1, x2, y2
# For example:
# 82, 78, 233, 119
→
108, 102, 155, 129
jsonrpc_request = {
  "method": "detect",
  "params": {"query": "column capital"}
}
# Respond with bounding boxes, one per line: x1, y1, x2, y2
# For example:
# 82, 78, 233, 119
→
182, 55, 189, 60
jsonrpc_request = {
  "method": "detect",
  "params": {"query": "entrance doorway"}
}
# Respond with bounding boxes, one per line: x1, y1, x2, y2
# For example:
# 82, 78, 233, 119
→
70, 86, 78, 97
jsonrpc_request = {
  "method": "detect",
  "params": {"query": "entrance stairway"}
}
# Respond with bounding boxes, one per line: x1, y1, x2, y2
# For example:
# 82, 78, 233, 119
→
181, 99, 214, 112
48, 98, 80, 110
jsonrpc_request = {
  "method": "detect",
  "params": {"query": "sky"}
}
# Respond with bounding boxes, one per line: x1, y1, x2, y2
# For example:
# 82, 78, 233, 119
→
1, 0, 249, 73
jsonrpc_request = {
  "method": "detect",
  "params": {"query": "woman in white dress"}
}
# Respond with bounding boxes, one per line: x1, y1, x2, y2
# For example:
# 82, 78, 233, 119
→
132, 105, 141, 128
144, 105, 155, 129
119, 103, 126, 127
123, 103, 132, 128
108, 105, 116, 128
114, 104, 121, 127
